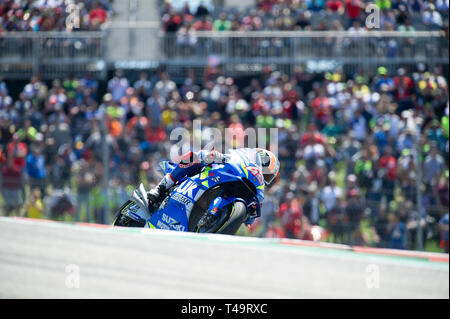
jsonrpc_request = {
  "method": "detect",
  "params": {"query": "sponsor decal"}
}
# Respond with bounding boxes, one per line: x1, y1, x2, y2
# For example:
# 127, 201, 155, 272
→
156, 220, 170, 230
177, 180, 197, 198
172, 193, 192, 207
160, 213, 186, 231
211, 175, 220, 183
247, 166, 264, 185
178, 162, 197, 168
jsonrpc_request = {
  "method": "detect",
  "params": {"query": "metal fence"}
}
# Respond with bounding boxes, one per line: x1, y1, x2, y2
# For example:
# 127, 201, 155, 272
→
0, 31, 106, 79
157, 30, 448, 77
0, 29, 448, 79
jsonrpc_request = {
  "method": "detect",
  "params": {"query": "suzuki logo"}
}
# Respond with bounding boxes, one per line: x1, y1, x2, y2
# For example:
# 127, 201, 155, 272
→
178, 180, 196, 198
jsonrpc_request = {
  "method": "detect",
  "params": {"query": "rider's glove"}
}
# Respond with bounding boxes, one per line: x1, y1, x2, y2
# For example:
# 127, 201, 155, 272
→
198, 150, 226, 165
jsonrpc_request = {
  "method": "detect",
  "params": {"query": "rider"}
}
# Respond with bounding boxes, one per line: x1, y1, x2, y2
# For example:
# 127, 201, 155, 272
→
147, 148, 279, 227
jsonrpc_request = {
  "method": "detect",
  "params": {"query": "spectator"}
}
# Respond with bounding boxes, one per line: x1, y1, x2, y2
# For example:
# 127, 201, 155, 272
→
162, 9, 183, 33
320, 171, 343, 214
278, 192, 303, 238
345, 0, 364, 27
307, 0, 326, 12
303, 182, 321, 225
379, 146, 397, 204
1, 154, 25, 216
397, 149, 417, 203
374, 205, 390, 247
213, 13, 231, 31
74, 159, 96, 223
89, 2, 108, 29
294, 11, 312, 30
107, 70, 129, 102
26, 189, 44, 219
439, 212, 449, 253
177, 23, 198, 53
327, 198, 347, 243
387, 213, 407, 249
0, 75, 7, 95
26, 143, 47, 196
423, 144, 444, 187
376, 0, 392, 10
153, 71, 177, 101
194, 14, 213, 31
346, 188, 364, 245
133, 72, 152, 101
6, 133, 27, 170
326, 0, 345, 13
422, 3, 444, 28
393, 67, 414, 114
50, 150, 72, 190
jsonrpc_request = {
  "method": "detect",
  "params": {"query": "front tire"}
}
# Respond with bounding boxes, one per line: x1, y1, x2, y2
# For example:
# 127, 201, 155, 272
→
214, 201, 247, 235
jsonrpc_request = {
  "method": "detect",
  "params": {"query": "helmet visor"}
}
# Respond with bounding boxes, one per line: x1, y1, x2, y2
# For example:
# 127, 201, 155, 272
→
263, 172, 276, 185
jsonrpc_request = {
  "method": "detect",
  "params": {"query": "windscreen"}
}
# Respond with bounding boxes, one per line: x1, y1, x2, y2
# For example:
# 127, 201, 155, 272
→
228, 148, 263, 170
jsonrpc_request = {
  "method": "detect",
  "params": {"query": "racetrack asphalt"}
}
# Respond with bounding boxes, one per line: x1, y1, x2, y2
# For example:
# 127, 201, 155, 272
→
0, 217, 448, 298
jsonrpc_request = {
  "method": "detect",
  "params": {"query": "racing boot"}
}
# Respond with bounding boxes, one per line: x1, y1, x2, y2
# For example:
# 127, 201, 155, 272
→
147, 174, 175, 208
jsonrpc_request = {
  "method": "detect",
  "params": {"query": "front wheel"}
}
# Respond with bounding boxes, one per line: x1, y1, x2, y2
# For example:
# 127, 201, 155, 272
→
195, 201, 247, 235
215, 201, 247, 235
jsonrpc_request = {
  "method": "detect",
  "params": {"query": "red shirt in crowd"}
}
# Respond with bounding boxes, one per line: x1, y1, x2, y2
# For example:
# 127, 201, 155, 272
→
379, 155, 397, 180
194, 20, 212, 31
327, 0, 344, 12
282, 90, 298, 119
258, 0, 274, 12
278, 199, 303, 236
345, 0, 362, 19
393, 75, 414, 100
1, 164, 22, 190
300, 131, 327, 146
312, 96, 331, 122
146, 126, 166, 143
90, 7, 107, 24
7, 141, 27, 170
252, 98, 269, 112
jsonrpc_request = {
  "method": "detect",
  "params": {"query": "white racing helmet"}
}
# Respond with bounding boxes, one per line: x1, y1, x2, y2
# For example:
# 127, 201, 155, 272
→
255, 148, 280, 185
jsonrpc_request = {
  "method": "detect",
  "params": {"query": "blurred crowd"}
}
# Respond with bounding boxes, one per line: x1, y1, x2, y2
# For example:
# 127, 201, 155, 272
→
0, 62, 449, 252
240, 63, 449, 252
0, 0, 113, 32
161, 0, 449, 33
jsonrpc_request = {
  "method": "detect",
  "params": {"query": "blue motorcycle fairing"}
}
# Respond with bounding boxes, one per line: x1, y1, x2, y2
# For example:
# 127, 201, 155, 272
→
146, 178, 202, 231
207, 196, 246, 216
147, 150, 264, 231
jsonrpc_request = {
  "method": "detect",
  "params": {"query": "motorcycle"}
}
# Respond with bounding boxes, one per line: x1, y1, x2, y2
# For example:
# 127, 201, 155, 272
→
113, 149, 265, 235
